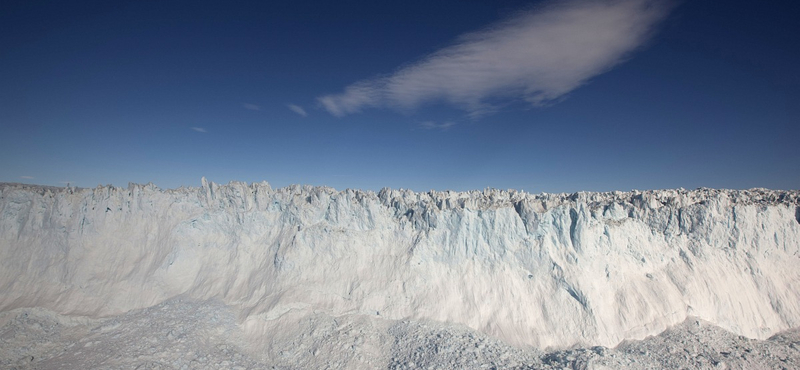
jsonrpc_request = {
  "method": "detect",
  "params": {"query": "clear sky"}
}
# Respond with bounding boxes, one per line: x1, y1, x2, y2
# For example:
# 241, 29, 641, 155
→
1, 0, 798, 192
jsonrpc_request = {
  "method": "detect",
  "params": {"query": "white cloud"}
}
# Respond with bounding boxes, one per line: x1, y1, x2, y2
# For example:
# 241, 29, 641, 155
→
287, 104, 308, 117
242, 103, 261, 111
20, 176, 34, 179
420, 121, 458, 131
191, 127, 207, 133
318, 0, 673, 117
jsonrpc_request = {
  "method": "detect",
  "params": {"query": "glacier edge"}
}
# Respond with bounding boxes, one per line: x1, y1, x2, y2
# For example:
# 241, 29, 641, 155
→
1, 180, 799, 350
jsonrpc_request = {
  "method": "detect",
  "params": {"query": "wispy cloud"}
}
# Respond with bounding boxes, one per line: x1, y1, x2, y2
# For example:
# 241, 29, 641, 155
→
191, 127, 207, 133
420, 121, 458, 131
318, 0, 673, 117
287, 104, 308, 117
242, 103, 261, 111
20, 176, 34, 180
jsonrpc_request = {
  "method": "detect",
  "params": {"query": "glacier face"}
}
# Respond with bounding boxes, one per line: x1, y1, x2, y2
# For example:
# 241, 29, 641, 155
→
1, 180, 799, 349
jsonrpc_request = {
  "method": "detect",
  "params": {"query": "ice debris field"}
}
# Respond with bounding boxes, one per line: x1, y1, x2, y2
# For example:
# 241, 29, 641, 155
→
1, 180, 800, 369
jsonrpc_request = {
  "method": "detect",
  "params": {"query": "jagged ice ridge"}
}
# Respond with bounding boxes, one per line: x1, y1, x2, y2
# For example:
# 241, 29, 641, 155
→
1, 180, 799, 351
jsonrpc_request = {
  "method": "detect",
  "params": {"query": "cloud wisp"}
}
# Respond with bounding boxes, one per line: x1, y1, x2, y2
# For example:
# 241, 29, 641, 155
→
20, 176, 34, 180
420, 121, 458, 131
318, 0, 673, 117
242, 103, 261, 111
191, 127, 207, 133
287, 104, 308, 117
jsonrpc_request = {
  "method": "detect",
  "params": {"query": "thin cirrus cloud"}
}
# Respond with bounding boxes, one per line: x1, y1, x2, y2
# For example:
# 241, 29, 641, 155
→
242, 103, 261, 111
20, 176, 34, 180
191, 127, 207, 133
287, 104, 308, 117
318, 0, 674, 117
420, 121, 457, 131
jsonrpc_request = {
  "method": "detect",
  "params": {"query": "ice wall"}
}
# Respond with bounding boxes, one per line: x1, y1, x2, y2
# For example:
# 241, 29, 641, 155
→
1, 180, 799, 349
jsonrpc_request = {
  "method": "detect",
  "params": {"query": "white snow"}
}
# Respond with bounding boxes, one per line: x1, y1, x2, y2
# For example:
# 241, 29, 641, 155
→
1, 180, 799, 354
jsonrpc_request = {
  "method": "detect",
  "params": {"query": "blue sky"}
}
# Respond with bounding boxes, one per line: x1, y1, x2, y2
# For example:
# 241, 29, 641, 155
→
1, 0, 798, 192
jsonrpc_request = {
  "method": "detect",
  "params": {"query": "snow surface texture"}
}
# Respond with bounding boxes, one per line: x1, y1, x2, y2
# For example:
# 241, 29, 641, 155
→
3, 300, 800, 369
1, 180, 799, 357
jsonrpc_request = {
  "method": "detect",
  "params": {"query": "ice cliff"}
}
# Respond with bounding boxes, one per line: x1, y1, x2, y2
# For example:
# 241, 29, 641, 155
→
1, 180, 799, 349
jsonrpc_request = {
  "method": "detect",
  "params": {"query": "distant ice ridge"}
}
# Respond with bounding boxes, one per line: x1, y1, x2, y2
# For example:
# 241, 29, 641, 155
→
1, 179, 799, 349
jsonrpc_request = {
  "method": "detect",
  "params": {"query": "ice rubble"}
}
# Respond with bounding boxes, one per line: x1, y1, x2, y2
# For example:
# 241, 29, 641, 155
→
0, 179, 798, 350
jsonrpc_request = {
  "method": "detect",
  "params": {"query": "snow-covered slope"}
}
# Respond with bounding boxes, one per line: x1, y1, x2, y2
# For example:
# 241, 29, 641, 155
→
1, 180, 799, 350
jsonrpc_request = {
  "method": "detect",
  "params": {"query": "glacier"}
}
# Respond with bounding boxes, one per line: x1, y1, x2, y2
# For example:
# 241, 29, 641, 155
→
1, 179, 799, 352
